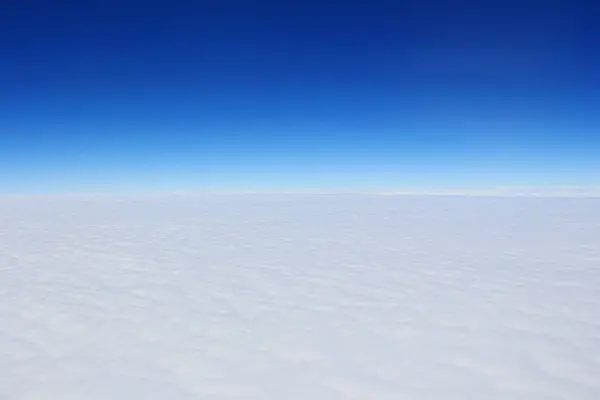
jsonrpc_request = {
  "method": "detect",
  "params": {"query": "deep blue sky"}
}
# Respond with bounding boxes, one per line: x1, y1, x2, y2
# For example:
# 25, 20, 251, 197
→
1, 0, 598, 193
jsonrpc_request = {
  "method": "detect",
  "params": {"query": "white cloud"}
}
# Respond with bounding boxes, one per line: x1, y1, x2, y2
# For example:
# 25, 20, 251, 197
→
1, 194, 599, 398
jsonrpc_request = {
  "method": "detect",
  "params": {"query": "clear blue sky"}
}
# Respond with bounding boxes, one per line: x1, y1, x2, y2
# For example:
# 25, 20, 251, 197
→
1, 0, 598, 193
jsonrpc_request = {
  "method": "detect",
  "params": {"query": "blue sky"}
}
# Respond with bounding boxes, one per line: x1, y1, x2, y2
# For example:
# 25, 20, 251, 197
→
1, 1, 598, 193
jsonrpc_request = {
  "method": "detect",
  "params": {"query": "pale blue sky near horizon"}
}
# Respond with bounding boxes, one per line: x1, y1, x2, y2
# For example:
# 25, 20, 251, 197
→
1, 1, 598, 194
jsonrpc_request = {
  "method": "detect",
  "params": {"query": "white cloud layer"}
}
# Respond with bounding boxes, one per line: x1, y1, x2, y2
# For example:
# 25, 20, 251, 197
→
1, 194, 599, 399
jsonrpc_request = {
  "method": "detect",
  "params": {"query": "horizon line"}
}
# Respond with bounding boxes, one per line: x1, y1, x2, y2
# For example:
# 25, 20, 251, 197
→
2, 186, 600, 199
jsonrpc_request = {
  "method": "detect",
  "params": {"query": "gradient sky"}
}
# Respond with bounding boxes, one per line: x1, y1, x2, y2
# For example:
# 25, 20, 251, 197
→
1, 0, 599, 193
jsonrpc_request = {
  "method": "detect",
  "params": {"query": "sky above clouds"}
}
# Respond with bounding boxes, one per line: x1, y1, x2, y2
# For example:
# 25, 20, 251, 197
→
1, 0, 598, 193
